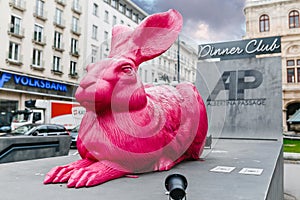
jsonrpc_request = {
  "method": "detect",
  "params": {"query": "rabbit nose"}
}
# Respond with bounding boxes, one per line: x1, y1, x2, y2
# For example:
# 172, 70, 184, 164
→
80, 77, 96, 89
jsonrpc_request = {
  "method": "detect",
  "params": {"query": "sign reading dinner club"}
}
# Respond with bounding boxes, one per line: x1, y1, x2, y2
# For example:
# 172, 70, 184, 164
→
198, 36, 281, 60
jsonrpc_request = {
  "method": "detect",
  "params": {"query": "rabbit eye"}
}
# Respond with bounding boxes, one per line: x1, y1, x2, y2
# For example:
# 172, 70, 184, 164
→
122, 66, 133, 74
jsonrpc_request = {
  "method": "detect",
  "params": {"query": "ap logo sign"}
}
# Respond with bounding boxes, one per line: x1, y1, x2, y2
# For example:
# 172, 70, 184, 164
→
208, 69, 263, 101
195, 56, 282, 139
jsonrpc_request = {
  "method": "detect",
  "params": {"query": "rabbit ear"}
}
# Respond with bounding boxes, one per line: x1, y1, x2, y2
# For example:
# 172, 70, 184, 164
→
108, 9, 182, 66
131, 9, 182, 65
108, 25, 134, 58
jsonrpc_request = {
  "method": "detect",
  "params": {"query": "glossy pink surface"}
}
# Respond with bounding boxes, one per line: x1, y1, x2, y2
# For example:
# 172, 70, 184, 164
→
44, 9, 208, 188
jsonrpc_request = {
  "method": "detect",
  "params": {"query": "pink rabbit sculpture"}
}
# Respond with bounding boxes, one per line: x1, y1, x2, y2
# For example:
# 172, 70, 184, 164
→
44, 9, 208, 188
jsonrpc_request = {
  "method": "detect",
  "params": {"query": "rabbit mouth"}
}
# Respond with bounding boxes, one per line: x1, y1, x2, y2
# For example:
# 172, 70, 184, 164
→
75, 85, 112, 111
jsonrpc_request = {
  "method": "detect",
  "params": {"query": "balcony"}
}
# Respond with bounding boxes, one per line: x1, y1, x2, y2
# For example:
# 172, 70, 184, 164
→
7, 24, 24, 39
55, 0, 66, 7
72, 4, 82, 15
51, 68, 64, 75
53, 17, 66, 29
52, 43, 65, 52
6, 53, 23, 66
31, 61, 45, 71
9, 0, 26, 12
71, 26, 81, 36
69, 72, 78, 79
33, 9, 47, 21
32, 34, 46, 46
70, 49, 80, 57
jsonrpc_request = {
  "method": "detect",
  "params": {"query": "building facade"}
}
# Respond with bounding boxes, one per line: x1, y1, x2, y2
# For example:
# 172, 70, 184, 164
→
0, 0, 198, 128
244, 0, 300, 132
0, 0, 85, 127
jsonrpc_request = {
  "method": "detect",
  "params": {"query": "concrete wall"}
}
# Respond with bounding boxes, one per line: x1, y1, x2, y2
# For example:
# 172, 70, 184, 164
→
0, 136, 71, 164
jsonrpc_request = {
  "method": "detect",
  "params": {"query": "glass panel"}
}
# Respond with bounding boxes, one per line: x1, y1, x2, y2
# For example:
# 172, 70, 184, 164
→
298, 68, 300, 82
287, 68, 295, 83
287, 60, 295, 66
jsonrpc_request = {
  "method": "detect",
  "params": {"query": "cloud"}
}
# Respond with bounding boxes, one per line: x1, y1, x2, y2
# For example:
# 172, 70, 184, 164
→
131, 0, 246, 43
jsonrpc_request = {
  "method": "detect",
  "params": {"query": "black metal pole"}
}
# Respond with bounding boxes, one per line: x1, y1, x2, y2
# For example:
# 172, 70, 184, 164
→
177, 36, 180, 83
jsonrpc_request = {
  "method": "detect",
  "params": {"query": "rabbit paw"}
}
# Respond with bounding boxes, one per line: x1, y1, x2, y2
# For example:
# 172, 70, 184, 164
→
67, 161, 128, 188
44, 159, 128, 188
43, 159, 95, 184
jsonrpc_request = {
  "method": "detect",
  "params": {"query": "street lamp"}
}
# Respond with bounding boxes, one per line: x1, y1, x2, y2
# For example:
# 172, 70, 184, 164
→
177, 36, 180, 83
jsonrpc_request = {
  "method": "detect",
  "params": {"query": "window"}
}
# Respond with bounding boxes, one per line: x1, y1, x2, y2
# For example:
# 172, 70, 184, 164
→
104, 31, 108, 40
298, 68, 300, 82
119, 3, 125, 13
35, 0, 44, 17
12, 0, 23, 7
287, 68, 295, 83
104, 10, 109, 22
53, 56, 61, 71
33, 112, 41, 122
286, 59, 300, 83
54, 31, 62, 49
93, 3, 98, 16
92, 25, 98, 40
8, 42, 20, 61
72, 16, 79, 32
289, 10, 299, 29
138, 18, 142, 24
70, 61, 77, 75
32, 49, 42, 67
259, 14, 269, 32
10, 15, 21, 35
126, 8, 132, 18
113, 15, 117, 26
73, 0, 79, 10
120, 20, 124, 24
34, 24, 43, 42
91, 47, 97, 63
133, 13, 138, 22
287, 60, 295, 66
71, 38, 78, 54
55, 8, 62, 25
111, 0, 117, 8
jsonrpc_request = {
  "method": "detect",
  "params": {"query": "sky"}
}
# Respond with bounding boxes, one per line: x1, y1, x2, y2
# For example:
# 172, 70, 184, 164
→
131, 0, 247, 45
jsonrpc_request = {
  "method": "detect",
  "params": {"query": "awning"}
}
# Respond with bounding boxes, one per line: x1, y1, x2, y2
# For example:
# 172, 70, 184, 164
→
288, 109, 300, 123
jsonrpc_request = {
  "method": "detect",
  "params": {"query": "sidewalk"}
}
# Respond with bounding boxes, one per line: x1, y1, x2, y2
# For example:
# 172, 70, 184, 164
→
284, 152, 300, 162
284, 162, 300, 200
284, 147, 300, 200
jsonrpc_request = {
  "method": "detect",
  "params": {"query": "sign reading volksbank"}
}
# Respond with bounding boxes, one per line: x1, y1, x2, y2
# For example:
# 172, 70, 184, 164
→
0, 70, 74, 97
198, 36, 281, 60
0, 72, 67, 92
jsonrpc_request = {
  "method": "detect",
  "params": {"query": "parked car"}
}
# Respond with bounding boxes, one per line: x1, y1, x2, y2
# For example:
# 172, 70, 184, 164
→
70, 125, 79, 148
9, 124, 69, 136
0, 125, 11, 133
